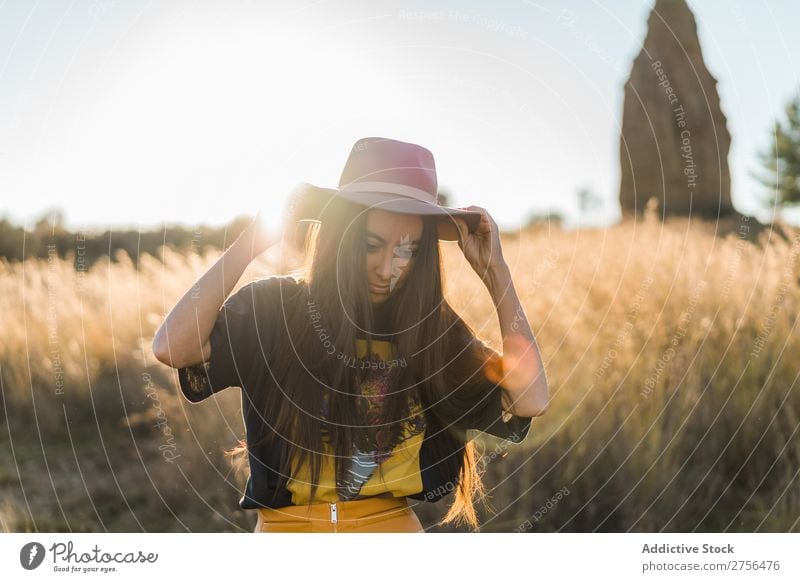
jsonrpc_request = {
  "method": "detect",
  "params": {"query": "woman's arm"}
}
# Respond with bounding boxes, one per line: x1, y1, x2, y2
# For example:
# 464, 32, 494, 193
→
483, 262, 550, 417
151, 215, 273, 369
453, 208, 550, 418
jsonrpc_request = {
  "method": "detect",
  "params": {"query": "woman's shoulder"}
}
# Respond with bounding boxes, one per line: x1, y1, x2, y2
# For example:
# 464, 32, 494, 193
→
245, 274, 307, 307
251, 273, 305, 290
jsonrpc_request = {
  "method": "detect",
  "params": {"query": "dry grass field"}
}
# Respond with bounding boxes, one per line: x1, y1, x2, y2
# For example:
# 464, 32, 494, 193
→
2, 212, 799, 532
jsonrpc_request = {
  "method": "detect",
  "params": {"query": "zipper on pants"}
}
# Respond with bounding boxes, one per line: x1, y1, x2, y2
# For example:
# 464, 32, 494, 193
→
329, 502, 338, 532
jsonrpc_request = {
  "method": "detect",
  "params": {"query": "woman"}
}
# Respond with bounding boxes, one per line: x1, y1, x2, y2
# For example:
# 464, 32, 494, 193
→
152, 137, 549, 533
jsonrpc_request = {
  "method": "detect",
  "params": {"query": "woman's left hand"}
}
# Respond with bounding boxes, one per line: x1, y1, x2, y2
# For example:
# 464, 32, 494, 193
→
454, 206, 507, 278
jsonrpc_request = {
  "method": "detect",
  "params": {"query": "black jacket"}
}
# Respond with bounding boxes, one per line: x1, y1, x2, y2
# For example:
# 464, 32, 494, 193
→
177, 275, 532, 509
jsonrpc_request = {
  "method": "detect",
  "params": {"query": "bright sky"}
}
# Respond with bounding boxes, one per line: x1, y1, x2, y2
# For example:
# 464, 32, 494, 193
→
1, 0, 799, 235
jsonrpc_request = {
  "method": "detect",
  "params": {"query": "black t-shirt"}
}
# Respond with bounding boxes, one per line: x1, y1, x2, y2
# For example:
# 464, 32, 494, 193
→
177, 275, 532, 509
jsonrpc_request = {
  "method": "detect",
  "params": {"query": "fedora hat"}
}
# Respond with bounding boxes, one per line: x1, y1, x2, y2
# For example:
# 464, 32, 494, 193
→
287, 137, 482, 242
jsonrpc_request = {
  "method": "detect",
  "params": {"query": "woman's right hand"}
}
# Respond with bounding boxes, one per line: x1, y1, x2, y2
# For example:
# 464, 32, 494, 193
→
235, 211, 274, 263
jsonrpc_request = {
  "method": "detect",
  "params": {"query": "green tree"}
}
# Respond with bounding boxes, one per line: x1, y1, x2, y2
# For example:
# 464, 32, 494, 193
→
577, 186, 603, 217
756, 93, 800, 211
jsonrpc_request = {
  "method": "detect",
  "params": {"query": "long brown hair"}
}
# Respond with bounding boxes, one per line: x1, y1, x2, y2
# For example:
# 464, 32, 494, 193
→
228, 194, 501, 530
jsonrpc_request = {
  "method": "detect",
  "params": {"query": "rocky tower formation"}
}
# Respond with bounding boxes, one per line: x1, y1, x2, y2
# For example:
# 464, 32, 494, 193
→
619, 0, 734, 218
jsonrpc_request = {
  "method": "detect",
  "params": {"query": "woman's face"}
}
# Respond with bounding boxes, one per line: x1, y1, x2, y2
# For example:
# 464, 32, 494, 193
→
365, 209, 424, 304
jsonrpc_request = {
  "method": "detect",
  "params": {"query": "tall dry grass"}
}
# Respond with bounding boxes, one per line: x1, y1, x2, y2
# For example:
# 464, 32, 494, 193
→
434, 212, 800, 532
1, 243, 284, 532
2, 212, 798, 532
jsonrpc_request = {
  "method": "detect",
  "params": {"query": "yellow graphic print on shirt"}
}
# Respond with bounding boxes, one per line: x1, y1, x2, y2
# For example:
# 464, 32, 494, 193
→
287, 338, 426, 505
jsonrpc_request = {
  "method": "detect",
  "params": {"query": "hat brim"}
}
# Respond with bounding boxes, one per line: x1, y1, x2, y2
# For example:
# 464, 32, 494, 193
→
292, 182, 481, 241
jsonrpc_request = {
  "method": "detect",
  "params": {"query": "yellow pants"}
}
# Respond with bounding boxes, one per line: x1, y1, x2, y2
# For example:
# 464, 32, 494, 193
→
254, 496, 424, 533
